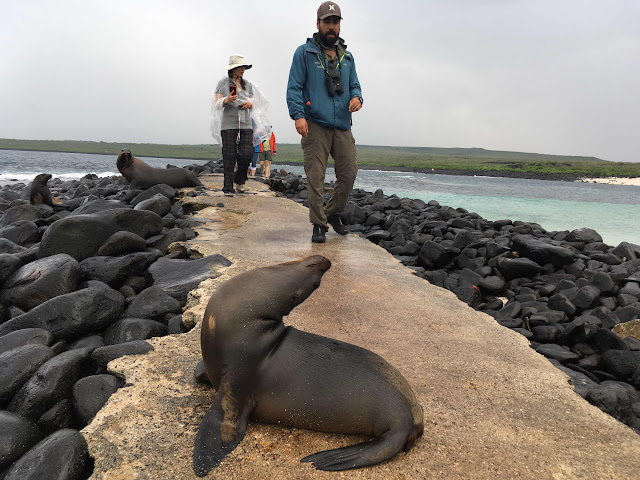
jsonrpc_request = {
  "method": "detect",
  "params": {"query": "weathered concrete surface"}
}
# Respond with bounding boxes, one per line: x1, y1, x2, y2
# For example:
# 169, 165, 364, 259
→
84, 175, 640, 479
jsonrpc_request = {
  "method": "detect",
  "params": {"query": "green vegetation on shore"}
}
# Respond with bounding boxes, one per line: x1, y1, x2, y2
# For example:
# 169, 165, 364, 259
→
2, 138, 639, 178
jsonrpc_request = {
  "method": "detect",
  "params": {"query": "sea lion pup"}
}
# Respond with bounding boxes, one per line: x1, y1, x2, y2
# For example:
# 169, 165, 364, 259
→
194, 255, 423, 476
116, 148, 203, 189
29, 173, 63, 206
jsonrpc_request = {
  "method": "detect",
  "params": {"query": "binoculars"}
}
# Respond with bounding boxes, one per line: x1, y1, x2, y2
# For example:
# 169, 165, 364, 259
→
325, 59, 344, 97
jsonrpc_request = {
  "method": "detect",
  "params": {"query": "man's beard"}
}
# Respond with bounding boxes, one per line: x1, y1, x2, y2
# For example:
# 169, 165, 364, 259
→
318, 31, 338, 48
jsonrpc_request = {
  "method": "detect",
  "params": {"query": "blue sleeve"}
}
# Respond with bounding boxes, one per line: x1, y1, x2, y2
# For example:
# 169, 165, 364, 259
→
348, 53, 362, 100
286, 45, 307, 121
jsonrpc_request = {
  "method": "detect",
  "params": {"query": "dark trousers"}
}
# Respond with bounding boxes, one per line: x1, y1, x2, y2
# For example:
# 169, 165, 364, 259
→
221, 129, 252, 192
301, 120, 358, 227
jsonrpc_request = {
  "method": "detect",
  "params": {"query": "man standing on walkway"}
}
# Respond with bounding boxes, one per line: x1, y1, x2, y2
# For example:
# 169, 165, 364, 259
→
286, 1, 363, 243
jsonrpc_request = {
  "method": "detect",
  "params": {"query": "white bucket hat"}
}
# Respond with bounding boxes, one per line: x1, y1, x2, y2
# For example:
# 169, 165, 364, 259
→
226, 54, 252, 71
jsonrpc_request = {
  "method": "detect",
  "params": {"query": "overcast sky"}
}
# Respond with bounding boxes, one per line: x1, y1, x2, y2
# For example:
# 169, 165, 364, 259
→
1, 0, 639, 162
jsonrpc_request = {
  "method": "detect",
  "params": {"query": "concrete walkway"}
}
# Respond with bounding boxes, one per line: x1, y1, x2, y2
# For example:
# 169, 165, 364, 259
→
84, 174, 640, 479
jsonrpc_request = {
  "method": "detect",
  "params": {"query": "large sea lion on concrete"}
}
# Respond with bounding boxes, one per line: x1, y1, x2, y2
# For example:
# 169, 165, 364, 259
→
194, 255, 423, 476
116, 149, 203, 189
29, 174, 63, 206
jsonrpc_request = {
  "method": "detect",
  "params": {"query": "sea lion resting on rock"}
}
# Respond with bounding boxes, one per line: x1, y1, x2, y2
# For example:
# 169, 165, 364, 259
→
30, 174, 63, 206
194, 255, 423, 476
116, 149, 203, 189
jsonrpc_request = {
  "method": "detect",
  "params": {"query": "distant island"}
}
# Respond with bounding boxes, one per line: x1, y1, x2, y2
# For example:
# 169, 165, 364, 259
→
1, 138, 639, 181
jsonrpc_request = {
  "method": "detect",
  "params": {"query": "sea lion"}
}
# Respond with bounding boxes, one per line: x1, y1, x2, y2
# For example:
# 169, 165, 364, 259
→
194, 255, 423, 476
116, 149, 203, 189
29, 174, 63, 206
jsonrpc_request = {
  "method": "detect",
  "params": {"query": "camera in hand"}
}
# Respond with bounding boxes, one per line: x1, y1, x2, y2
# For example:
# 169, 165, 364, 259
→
229, 84, 237, 96
325, 59, 344, 97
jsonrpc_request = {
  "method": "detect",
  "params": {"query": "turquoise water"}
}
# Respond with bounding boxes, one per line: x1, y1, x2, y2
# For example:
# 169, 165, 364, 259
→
277, 165, 640, 247
1, 150, 638, 247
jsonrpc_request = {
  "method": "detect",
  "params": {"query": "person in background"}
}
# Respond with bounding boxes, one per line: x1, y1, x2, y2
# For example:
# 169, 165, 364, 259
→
259, 130, 276, 178
214, 54, 255, 196
286, 2, 363, 243
250, 143, 261, 177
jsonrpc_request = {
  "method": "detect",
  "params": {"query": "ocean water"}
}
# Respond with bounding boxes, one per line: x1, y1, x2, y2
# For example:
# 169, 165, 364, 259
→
1, 149, 639, 246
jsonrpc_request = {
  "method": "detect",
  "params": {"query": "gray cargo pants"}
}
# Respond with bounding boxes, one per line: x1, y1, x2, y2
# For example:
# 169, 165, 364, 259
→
301, 120, 358, 227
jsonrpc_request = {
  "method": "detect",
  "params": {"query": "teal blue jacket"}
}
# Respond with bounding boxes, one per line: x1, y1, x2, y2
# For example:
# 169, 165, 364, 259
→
286, 38, 362, 131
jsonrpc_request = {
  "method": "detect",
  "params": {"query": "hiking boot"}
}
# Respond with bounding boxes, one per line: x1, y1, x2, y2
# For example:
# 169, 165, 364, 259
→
311, 224, 328, 243
235, 184, 245, 194
327, 214, 348, 235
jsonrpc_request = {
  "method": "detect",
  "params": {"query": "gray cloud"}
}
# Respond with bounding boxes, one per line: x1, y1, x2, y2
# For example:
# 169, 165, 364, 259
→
1, 0, 638, 162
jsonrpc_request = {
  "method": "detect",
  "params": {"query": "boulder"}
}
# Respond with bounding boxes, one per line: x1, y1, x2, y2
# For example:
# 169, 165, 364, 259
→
567, 228, 603, 244
0, 220, 40, 246
0, 204, 42, 227
2, 429, 89, 480
79, 251, 160, 288
38, 208, 163, 261
512, 234, 574, 268
103, 318, 167, 345
91, 340, 154, 368
417, 241, 449, 270
0, 253, 22, 287
0, 328, 54, 356
133, 194, 171, 217
584, 381, 640, 431
98, 231, 147, 256
72, 374, 123, 426
0, 254, 81, 311
70, 199, 131, 215
37, 399, 73, 435
125, 286, 182, 321
0, 344, 55, 405
496, 257, 542, 281
147, 255, 232, 302
569, 285, 601, 310
7, 348, 93, 420
0, 284, 125, 340
129, 184, 177, 206
600, 350, 640, 380
0, 411, 42, 470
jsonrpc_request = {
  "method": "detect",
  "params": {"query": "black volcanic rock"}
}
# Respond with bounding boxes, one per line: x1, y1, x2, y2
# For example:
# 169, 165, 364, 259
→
38, 208, 163, 261
0, 410, 42, 470
0, 328, 54, 356
7, 347, 93, 420
0, 284, 125, 340
511, 234, 574, 268
91, 340, 154, 368
0, 344, 55, 405
103, 318, 167, 345
98, 231, 147, 256
79, 251, 161, 288
72, 374, 123, 426
0, 253, 81, 310
147, 255, 231, 302
2, 429, 89, 480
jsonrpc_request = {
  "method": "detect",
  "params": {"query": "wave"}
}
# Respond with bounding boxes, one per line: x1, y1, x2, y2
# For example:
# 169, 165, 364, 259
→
0, 171, 119, 183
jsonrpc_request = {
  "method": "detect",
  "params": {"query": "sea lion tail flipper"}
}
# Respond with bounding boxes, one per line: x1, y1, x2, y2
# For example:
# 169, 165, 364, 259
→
300, 433, 405, 471
193, 385, 252, 477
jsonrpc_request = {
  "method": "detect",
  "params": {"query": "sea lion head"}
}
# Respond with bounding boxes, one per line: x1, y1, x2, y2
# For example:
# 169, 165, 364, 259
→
29, 173, 53, 205
262, 255, 332, 316
33, 173, 52, 186
116, 149, 134, 180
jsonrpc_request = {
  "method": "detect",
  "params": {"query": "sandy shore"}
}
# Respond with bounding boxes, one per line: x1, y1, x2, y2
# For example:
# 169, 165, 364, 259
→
578, 177, 640, 186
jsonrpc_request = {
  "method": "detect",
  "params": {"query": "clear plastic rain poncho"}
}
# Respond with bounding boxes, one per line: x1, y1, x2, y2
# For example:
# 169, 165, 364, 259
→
210, 77, 271, 147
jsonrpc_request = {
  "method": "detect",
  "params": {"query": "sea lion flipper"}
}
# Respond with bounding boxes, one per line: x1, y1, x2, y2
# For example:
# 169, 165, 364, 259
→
193, 382, 252, 477
301, 434, 404, 471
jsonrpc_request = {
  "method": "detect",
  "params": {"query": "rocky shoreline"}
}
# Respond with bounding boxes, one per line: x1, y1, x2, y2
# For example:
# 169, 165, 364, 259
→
0, 160, 227, 479
267, 169, 640, 433
1, 161, 639, 478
